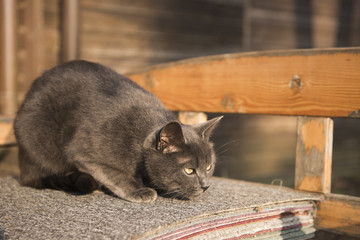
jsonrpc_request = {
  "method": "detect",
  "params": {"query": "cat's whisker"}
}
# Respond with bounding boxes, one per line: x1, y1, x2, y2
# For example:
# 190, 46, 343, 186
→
216, 154, 233, 160
215, 139, 243, 152
216, 148, 231, 158
215, 139, 244, 158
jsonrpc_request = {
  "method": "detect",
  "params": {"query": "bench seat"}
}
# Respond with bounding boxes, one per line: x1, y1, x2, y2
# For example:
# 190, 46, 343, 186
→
0, 176, 320, 239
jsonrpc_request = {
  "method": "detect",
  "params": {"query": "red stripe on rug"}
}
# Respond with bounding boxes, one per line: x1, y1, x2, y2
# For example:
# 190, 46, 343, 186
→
178, 213, 308, 240
153, 208, 312, 240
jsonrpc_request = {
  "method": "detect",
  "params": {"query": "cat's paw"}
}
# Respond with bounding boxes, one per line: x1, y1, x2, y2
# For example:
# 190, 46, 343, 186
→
127, 187, 157, 203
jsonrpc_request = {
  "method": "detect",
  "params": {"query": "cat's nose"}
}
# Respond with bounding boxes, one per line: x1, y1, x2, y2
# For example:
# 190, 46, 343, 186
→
199, 178, 210, 192
201, 185, 210, 192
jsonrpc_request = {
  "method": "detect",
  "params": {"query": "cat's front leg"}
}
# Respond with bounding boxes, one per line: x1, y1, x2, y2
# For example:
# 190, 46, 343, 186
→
107, 178, 158, 203
77, 163, 157, 203
125, 187, 157, 203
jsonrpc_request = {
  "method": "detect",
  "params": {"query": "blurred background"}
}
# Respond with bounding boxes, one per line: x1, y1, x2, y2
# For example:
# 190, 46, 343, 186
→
1, 0, 360, 198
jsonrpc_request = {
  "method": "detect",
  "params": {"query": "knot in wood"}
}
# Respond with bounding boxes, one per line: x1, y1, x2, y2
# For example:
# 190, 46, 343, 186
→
145, 74, 155, 88
222, 95, 234, 110
289, 75, 302, 92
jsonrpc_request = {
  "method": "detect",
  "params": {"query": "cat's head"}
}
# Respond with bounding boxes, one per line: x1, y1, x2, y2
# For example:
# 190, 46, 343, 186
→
143, 116, 222, 200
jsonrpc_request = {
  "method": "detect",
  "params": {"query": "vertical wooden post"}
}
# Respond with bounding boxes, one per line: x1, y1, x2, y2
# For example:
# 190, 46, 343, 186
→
178, 112, 207, 125
295, 117, 333, 194
242, 0, 251, 51
62, 0, 80, 62
0, 0, 17, 115
24, 0, 44, 93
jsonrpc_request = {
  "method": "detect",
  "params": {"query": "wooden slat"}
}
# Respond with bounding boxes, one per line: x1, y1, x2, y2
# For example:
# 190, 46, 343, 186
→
80, 0, 244, 73
0, 0, 17, 115
0, 116, 16, 146
295, 117, 333, 194
316, 194, 360, 236
178, 112, 207, 125
127, 47, 360, 118
62, 0, 80, 62
16, 0, 47, 105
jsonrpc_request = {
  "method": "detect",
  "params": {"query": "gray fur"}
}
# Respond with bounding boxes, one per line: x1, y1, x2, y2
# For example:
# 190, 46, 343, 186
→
14, 60, 222, 203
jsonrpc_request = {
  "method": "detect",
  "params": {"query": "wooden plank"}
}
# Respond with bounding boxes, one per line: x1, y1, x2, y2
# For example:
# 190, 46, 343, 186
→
80, 0, 244, 73
82, 0, 243, 23
0, 0, 17, 115
127, 48, 360, 117
16, 0, 45, 104
178, 112, 207, 125
62, 0, 80, 62
295, 117, 333, 194
241, 0, 251, 50
316, 194, 360, 236
0, 116, 16, 146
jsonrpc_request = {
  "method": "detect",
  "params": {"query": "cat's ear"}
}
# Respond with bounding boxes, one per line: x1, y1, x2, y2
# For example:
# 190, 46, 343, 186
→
194, 116, 223, 141
157, 122, 185, 154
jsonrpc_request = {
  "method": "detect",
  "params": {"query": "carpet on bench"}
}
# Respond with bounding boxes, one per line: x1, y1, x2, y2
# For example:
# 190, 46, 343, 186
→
0, 176, 321, 239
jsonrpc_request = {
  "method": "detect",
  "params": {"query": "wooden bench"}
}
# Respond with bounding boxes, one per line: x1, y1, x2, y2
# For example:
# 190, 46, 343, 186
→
126, 47, 360, 237
1, 47, 360, 237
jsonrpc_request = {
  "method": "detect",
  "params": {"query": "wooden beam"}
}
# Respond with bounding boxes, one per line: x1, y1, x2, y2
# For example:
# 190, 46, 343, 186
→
127, 48, 360, 118
62, 0, 80, 62
295, 117, 333, 194
0, 0, 17, 115
316, 194, 360, 236
0, 116, 16, 146
20, 0, 44, 102
241, 0, 251, 50
178, 112, 207, 125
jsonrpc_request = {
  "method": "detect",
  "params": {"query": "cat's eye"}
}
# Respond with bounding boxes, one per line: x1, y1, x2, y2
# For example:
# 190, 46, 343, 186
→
206, 164, 212, 171
184, 168, 195, 175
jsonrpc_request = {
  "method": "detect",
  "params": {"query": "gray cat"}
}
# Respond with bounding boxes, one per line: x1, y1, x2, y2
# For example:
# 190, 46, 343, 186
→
14, 60, 222, 203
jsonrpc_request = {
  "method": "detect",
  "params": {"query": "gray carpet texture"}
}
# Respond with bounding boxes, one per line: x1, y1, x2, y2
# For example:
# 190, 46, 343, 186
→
0, 176, 321, 239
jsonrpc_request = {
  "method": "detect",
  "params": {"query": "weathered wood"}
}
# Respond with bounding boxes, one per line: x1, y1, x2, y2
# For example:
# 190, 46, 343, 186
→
127, 48, 360, 118
316, 194, 360, 236
178, 112, 207, 125
80, 0, 244, 73
14, 0, 61, 104
0, 116, 16, 146
16, 0, 46, 103
295, 117, 333, 194
62, 0, 80, 62
249, 1, 296, 50
0, 0, 17, 115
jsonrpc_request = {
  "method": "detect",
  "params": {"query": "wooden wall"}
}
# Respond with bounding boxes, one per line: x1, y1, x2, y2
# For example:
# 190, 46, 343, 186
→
80, 0, 245, 73
247, 0, 355, 50
248, 0, 297, 50
15, 0, 61, 108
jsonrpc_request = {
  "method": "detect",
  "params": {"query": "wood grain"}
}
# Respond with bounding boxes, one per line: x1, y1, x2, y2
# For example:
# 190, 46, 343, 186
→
16, 0, 61, 104
295, 117, 333, 194
80, 0, 244, 73
0, 0, 17, 115
316, 194, 360, 236
127, 48, 360, 118
62, 0, 80, 61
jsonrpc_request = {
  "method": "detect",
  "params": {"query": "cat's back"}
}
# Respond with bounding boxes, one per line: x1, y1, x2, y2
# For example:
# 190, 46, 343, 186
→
15, 60, 165, 139
17, 60, 161, 114
25, 60, 148, 101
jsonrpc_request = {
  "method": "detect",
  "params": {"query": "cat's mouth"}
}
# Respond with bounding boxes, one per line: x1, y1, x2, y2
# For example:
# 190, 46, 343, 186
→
157, 186, 206, 200
148, 178, 208, 200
